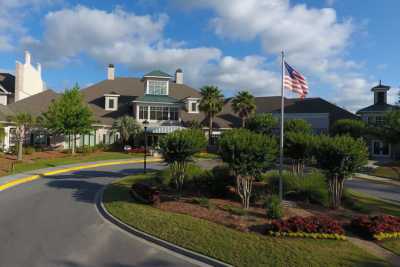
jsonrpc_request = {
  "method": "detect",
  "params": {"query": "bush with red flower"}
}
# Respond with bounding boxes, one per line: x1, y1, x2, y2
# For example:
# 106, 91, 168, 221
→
351, 215, 400, 240
267, 216, 346, 240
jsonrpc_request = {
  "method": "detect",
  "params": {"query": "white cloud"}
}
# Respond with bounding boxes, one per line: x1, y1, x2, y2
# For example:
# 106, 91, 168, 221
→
23, 5, 279, 99
0, 0, 58, 51
178, 0, 378, 110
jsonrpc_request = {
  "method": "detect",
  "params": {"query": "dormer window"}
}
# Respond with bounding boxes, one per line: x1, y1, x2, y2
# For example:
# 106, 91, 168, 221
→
185, 97, 200, 113
105, 93, 120, 111
147, 80, 168, 95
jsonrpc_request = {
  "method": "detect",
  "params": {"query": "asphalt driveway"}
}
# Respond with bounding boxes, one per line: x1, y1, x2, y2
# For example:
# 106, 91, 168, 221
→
0, 162, 201, 267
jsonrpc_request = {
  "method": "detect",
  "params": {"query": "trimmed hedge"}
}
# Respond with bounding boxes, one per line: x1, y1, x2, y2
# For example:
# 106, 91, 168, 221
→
267, 216, 346, 240
351, 215, 400, 240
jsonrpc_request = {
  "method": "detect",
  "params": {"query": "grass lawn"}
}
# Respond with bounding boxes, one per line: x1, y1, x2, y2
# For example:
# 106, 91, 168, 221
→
9, 152, 143, 175
380, 240, 400, 256
344, 190, 400, 217
103, 173, 388, 267
371, 162, 400, 181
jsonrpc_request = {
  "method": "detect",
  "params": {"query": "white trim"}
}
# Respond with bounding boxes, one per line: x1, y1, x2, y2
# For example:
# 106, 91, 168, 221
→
143, 75, 171, 79
105, 95, 118, 111
104, 93, 120, 97
145, 79, 169, 95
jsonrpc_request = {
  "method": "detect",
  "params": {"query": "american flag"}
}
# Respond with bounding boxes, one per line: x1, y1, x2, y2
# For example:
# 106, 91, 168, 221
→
284, 62, 308, 99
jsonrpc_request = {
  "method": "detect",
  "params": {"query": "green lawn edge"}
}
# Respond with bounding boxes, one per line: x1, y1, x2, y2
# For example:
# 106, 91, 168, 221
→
7, 152, 143, 176
103, 173, 389, 267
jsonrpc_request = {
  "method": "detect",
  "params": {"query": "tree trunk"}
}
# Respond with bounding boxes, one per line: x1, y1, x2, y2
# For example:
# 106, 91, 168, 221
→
71, 134, 76, 155
241, 117, 245, 128
328, 175, 345, 209
17, 127, 24, 161
236, 174, 254, 209
17, 138, 23, 161
208, 115, 213, 145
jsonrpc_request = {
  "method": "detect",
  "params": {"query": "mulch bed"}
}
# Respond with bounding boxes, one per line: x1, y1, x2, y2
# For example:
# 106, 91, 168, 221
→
157, 196, 313, 234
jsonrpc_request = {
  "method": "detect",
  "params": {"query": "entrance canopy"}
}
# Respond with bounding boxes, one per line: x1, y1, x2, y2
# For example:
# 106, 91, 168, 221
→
146, 126, 186, 134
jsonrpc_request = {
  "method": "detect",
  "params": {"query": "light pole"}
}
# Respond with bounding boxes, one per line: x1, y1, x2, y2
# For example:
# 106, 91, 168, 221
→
143, 120, 149, 174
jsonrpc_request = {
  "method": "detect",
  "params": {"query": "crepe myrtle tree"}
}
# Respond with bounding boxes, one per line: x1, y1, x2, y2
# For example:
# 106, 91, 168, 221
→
284, 132, 315, 175
218, 129, 278, 209
284, 119, 313, 134
160, 129, 207, 195
313, 135, 368, 209
331, 119, 367, 139
245, 113, 278, 136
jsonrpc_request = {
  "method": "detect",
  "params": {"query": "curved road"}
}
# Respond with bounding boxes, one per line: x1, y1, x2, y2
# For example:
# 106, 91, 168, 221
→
0, 162, 201, 267
346, 178, 400, 204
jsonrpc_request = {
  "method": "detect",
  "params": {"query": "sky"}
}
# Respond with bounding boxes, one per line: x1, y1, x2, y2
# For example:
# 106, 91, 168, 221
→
0, 0, 399, 112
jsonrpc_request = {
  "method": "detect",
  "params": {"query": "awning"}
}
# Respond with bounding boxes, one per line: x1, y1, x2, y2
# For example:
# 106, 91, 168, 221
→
147, 126, 186, 134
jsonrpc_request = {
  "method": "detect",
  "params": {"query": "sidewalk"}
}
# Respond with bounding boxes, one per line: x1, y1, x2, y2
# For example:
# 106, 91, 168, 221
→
354, 172, 400, 187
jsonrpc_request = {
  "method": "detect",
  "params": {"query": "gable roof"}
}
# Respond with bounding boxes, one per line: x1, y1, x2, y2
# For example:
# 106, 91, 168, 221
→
0, 73, 15, 93
81, 77, 200, 125
8, 90, 60, 116
143, 70, 172, 78
357, 103, 398, 113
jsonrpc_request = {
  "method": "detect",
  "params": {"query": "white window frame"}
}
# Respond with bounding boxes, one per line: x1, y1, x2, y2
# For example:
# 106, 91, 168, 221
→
105, 94, 119, 111
186, 98, 200, 114
146, 80, 169, 95
136, 104, 179, 122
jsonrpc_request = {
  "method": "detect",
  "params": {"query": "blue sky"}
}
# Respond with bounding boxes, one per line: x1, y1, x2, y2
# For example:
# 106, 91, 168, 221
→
0, 0, 399, 111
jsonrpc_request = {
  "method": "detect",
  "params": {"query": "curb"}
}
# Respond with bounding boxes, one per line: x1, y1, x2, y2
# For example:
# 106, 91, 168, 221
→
0, 158, 163, 192
96, 186, 232, 267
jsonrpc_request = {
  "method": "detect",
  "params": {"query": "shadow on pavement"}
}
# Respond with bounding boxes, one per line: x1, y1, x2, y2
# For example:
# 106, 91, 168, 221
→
43, 169, 156, 204
54, 258, 180, 267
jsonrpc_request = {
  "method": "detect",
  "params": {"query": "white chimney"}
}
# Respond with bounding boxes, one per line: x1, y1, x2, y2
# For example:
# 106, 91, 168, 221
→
175, 68, 183, 84
107, 64, 115, 80
24, 50, 31, 65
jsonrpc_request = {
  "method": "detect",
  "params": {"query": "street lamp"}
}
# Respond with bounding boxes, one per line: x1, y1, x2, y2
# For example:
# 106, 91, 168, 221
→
143, 120, 149, 173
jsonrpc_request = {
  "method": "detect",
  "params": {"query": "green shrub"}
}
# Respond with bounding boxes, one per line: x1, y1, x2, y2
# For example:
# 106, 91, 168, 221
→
192, 197, 213, 209
160, 163, 206, 188
24, 146, 35, 155
266, 195, 283, 219
222, 205, 247, 216
262, 170, 329, 206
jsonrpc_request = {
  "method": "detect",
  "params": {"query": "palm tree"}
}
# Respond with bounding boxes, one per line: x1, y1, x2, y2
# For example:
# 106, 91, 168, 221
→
199, 86, 224, 144
8, 112, 35, 160
112, 115, 141, 147
232, 91, 256, 128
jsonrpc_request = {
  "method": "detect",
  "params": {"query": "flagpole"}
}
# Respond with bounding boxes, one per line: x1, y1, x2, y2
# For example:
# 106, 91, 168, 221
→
279, 51, 285, 201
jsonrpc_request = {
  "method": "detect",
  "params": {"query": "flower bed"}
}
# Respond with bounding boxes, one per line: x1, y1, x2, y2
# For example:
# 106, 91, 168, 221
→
351, 215, 400, 240
267, 216, 346, 240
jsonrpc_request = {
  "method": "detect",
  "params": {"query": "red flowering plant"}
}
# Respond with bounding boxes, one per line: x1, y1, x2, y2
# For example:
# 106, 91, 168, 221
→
267, 216, 346, 240
351, 215, 400, 240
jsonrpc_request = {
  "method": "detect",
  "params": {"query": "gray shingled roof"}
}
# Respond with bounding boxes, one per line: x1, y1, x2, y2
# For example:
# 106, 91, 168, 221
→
357, 103, 398, 113
8, 90, 60, 116
0, 104, 15, 122
0, 73, 15, 93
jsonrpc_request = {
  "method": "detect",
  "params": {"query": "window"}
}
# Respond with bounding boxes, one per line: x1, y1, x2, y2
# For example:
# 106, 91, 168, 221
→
377, 92, 385, 104
170, 107, 178, 121
367, 116, 374, 125
109, 98, 115, 109
105, 96, 118, 111
139, 106, 148, 120
191, 102, 197, 113
147, 80, 168, 95
376, 116, 385, 126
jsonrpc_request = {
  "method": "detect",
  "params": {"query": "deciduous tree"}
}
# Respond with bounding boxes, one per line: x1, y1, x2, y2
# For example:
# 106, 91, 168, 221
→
245, 113, 278, 136
313, 135, 368, 209
8, 112, 35, 160
160, 129, 207, 195
218, 129, 278, 209
41, 85, 95, 154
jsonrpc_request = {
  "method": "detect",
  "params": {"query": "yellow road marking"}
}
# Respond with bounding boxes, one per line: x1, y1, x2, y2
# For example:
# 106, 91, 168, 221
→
0, 158, 163, 192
